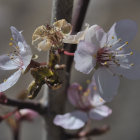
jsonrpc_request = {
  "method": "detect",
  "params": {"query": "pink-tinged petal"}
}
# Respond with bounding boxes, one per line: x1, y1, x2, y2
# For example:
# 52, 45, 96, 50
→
53, 111, 88, 130
0, 70, 22, 92
85, 25, 100, 45
67, 83, 89, 109
111, 50, 140, 80
107, 19, 137, 47
74, 41, 98, 74
0, 54, 18, 70
93, 68, 120, 102
87, 78, 105, 106
67, 83, 81, 107
89, 105, 112, 120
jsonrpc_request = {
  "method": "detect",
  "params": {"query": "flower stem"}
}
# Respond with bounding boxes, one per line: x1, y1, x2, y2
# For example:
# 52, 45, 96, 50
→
63, 51, 74, 56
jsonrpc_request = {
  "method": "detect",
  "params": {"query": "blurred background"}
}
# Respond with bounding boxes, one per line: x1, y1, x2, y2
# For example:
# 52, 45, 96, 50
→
0, 0, 140, 140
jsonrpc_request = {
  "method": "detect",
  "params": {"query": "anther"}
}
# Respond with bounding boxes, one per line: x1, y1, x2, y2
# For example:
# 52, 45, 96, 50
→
86, 80, 90, 84
130, 63, 134, 66
93, 86, 97, 90
78, 86, 83, 90
125, 41, 128, 44
9, 42, 13, 46
104, 62, 107, 65
100, 98, 103, 102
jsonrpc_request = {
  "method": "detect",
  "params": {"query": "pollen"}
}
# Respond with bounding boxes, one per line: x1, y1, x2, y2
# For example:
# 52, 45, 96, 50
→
84, 89, 90, 96
100, 98, 103, 102
130, 63, 134, 66
78, 86, 83, 90
86, 79, 90, 84
104, 61, 107, 65
9, 42, 13, 46
112, 36, 114, 39
118, 38, 122, 41
10, 38, 13, 41
93, 86, 97, 90
125, 41, 128, 44
93, 54, 96, 58
130, 52, 133, 55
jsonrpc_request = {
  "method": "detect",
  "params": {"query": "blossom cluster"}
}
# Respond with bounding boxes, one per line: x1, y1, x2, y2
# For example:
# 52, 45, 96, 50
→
0, 19, 140, 131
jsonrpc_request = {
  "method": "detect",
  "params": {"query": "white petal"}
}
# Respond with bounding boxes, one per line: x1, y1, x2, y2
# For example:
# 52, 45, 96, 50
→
10, 26, 25, 43
18, 42, 32, 70
53, 111, 88, 130
91, 93, 105, 107
87, 78, 105, 106
107, 19, 137, 47
89, 105, 112, 120
74, 41, 98, 74
93, 68, 120, 101
85, 25, 107, 47
111, 50, 140, 80
0, 70, 22, 92
0, 54, 18, 70
74, 52, 94, 74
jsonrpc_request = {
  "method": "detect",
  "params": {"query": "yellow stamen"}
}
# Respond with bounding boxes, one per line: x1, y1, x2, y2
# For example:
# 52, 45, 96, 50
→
112, 36, 114, 39
86, 80, 90, 84
84, 89, 90, 96
9, 42, 13, 46
78, 86, 83, 90
100, 98, 103, 102
130, 52, 133, 55
130, 63, 134, 66
93, 54, 96, 58
93, 86, 97, 90
4, 79, 7, 82
125, 41, 128, 44
10, 38, 13, 41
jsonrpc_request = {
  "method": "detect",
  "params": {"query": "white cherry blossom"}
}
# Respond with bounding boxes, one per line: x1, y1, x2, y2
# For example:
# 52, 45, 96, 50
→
0, 26, 32, 92
74, 19, 140, 101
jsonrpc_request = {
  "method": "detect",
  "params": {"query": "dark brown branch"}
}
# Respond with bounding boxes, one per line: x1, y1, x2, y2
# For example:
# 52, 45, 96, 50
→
66, 0, 90, 73
0, 93, 47, 115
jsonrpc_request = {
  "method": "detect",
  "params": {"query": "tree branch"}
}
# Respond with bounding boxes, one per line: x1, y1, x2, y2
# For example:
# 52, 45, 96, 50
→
0, 93, 47, 115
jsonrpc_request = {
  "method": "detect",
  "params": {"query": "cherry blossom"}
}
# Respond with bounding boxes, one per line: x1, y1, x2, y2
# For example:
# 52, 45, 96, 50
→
0, 26, 32, 92
53, 80, 112, 130
74, 19, 140, 101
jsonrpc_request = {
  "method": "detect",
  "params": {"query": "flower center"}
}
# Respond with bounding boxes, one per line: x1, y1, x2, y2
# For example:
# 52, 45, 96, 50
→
95, 37, 134, 69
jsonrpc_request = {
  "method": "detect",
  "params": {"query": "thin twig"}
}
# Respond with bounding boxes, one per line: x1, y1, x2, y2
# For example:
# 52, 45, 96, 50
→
0, 93, 47, 115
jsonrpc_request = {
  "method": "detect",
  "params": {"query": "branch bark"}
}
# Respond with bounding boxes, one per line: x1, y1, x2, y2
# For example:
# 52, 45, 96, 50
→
44, 0, 90, 140
45, 0, 74, 140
